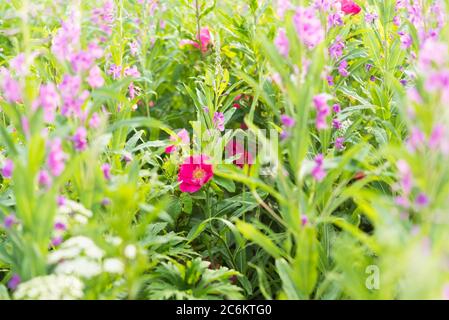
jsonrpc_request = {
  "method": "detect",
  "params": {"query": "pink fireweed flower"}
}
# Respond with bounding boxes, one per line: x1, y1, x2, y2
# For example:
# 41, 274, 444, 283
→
108, 64, 122, 80
312, 154, 326, 181
124, 66, 141, 78
3, 214, 17, 229
415, 193, 429, 208
51, 14, 81, 61
281, 114, 296, 128
328, 12, 343, 28
101, 163, 111, 180
407, 126, 425, 152
276, 0, 291, 19
293, 6, 324, 49
38, 169, 52, 188
7, 274, 21, 290
89, 112, 101, 128
72, 127, 88, 151
338, 60, 349, 77
178, 155, 214, 193
129, 40, 139, 56
329, 36, 345, 60
70, 51, 94, 73
313, 94, 331, 130
365, 12, 378, 23
397, 159, 412, 195
225, 140, 254, 168
398, 31, 412, 49
47, 138, 68, 177
87, 65, 104, 88
1, 71, 21, 103
213, 112, 225, 132
335, 137, 345, 150
338, 0, 361, 15
37, 83, 60, 123
91, 0, 115, 35
275, 28, 289, 58
429, 124, 445, 150
165, 129, 190, 154
1, 159, 14, 179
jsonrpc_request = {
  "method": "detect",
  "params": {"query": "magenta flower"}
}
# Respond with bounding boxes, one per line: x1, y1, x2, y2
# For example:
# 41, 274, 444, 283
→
51, 14, 81, 61
333, 103, 341, 113
338, 60, 349, 77
54, 221, 67, 231
2, 159, 14, 179
332, 118, 342, 129
312, 154, 326, 181
37, 83, 60, 122
301, 215, 308, 226
313, 94, 331, 130
398, 31, 412, 49
415, 193, 429, 207
108, 64, 122, 80
47, 138, 67, 177
335, 137, 345, 150
7, 274, 21, 290
124, 66, 141, 78
3, 214, 16, 229
70, 51, 94, 73
178, 155, 214, 193
101, 163, 112, 180
275, 28, 289, 58
181, 27, 212, 53
339, 0, 361, 15
328, 12, 343, 28
293, 7, 324, 49
72, 127, 88, 151
407, 127, 425, 152
38, 170, 52, 188
51, 236, 63, 247
87, 65, 104, 88
281, 114, 296, 128
213, 112, 225, 132
429, 124, 445, 150
329, 36, 345, 60
89, 112, 101, 129
1, 71, 21, 103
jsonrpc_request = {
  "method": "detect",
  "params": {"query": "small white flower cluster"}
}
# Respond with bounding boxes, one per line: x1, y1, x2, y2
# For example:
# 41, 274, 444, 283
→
49, 236, 125, 278
13, 275, 84, 300
56, 200, 93, 225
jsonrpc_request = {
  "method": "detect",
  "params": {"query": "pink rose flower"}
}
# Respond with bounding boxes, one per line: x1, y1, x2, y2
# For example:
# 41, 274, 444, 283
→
178, 155, 214, 193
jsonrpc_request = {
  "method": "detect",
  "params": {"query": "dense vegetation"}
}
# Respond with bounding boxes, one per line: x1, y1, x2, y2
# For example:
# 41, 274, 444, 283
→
1, 0, 449, 300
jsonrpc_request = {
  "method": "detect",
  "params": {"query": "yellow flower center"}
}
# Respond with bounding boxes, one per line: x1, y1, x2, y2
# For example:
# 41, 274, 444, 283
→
192, 167, 206, 180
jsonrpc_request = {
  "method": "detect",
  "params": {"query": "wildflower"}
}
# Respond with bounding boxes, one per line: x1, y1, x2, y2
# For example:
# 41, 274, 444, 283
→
398, 31, 412, 49
213, 112, 225, 132
329, 36, 345, 59
51, 14, 81, 61
276, 0, 291, 19
124, 66, 140, 78
397, 159, 412, 195
37, 83, 60, 123
165, 129, 190, 154
8, 274, 21, 290
47, 138, 67, 177
13, 274, 84, 300
338, 60, 349, 77
415, 193, 429, 207
301, 215, 308, 226
1, 71, 21, 103
407, 126, 425, 152
326, 75, 334, 86
101, 163, 111, 180
38, 170, 52, 188
129, 40, 139, 56
418, 40, 447, 69
54, 222, 67, 231
72, 127, 88, 151
89, 112, 101, 129
429, 124, 445, 150
365, 12, 378, 23
393, 15, 401, 26
3, 214, 16, 228
196, 27, 212, 53
275, 28, 289, 58
328, 12, 343, 28
103, 258, 124, 274
313, 94, 331, 130
339, 0, 361, 15
124, 244, 137, 259
2, 159, 14, 179
51, 236, 64, 247
333, 103, 341, 113
108, 64, 122, 80
335, 137, 345, 150
70, 51, 94, 73
332, 118, 342, 129
281, 114, 296, 128
312, 154, 326, 181
87, 65, 104, 88
178, 155, 214, 193
293, 7, 324, 49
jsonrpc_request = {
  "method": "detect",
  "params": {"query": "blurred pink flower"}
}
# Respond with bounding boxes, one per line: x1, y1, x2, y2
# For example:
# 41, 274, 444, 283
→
72, 127, 88, 151
275, 28, 289, 58
312, 154, 326, 181
165, 129, 190, 154
47, 138, 67, 176
101, 163, 112, 180
87, 65, 105, 88
213, 112, 225, 132
1, 159, 14, 179
293, 7, 324, 49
